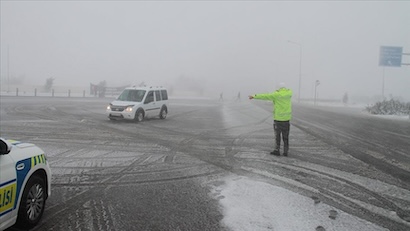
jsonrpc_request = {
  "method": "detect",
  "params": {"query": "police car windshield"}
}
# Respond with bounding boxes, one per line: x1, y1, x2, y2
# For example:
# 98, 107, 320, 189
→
117, 89, 146, 102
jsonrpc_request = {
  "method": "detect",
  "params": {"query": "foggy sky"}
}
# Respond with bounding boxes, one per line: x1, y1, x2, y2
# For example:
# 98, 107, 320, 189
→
1, 1, 410, 101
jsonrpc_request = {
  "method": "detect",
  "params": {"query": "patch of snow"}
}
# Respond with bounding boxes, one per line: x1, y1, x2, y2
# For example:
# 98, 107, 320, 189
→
370, 114, 410, 121
212, 175, 388, 231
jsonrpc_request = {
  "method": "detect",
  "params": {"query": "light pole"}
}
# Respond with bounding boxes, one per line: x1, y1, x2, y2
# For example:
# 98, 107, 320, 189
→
7, 45, 10, 92
288, 40, 302, 103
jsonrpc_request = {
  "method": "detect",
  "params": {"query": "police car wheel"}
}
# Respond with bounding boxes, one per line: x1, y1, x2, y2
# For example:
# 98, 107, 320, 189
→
16, 175, 46, 228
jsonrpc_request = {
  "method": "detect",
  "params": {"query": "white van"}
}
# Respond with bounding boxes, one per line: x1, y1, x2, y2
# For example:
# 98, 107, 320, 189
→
106, 86, 168, 122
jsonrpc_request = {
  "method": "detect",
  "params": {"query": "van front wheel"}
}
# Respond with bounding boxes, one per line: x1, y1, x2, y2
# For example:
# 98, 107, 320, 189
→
135, 110, 144, 122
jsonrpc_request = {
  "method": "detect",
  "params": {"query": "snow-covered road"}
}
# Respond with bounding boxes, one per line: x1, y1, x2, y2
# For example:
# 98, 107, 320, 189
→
1, 96, 409, 230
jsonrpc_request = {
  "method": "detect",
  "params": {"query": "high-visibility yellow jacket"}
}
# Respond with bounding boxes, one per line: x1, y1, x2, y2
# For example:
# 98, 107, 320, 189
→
253, 88, 293, 121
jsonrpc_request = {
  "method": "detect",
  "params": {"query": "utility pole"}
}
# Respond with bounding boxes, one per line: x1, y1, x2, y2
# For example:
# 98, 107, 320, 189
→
314, 80, 320, 106
7, 45, 10, 92
382, 67, 385, 100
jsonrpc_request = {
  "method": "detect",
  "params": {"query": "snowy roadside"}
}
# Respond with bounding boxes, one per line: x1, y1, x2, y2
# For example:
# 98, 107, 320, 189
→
370, 114, 410, 121
302, 101, 410, 121
211, 175, 388, 231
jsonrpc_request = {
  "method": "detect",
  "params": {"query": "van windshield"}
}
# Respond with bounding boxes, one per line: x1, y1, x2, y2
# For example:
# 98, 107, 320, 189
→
117, 89, 146, 102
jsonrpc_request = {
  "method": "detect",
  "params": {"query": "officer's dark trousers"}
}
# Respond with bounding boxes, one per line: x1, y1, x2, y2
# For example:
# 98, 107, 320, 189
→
273, 120, 290, 153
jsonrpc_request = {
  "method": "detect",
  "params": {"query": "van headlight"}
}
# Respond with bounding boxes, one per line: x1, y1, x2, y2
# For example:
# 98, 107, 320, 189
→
106, 105, 111, 110
125, 106, 134, 112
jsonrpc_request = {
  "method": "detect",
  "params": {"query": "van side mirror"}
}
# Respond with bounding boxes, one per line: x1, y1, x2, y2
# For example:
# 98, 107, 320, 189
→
0, 138, 11, 155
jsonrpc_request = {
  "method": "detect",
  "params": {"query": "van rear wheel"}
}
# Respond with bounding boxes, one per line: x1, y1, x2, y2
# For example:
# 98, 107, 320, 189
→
160, 107, 167, 119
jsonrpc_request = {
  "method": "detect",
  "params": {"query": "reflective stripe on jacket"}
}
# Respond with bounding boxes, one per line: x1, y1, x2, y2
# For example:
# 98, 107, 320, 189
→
253, 88, 293, 121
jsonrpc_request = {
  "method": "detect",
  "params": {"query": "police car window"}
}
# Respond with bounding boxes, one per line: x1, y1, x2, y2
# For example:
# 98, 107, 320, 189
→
155, 90, 161, 101
161, 90, 168, 100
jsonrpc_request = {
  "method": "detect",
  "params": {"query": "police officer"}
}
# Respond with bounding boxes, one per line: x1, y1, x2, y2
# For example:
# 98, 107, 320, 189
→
249, 83, 293, 156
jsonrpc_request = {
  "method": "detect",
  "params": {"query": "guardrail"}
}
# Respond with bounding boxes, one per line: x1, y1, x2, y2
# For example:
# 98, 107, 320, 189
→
0, 86, 122, 98
1, 88, 94, 98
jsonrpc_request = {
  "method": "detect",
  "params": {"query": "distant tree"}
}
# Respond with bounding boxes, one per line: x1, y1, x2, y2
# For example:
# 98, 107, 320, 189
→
342, 92, 349, 105
44, 77, 55, 92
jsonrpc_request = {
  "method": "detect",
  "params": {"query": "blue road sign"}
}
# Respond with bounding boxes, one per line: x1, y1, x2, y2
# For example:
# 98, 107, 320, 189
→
379, 46, 403, 67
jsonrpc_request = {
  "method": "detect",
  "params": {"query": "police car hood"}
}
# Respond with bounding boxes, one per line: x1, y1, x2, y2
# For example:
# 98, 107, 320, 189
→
8, 139, 36, 148
110, 100, 142, 107
7, 140, 44, 160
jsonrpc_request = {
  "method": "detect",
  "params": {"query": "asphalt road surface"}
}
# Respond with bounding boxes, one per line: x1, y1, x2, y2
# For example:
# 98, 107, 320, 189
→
1, 96, 409, 231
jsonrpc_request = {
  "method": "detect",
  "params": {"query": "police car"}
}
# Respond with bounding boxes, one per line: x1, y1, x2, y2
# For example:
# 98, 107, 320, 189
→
106, 86, 168, 121
0, 138, 51, 231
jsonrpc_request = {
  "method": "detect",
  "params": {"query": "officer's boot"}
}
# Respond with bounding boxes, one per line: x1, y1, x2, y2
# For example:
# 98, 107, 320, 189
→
271, 143, 280, 156
283, 146, 288, 156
